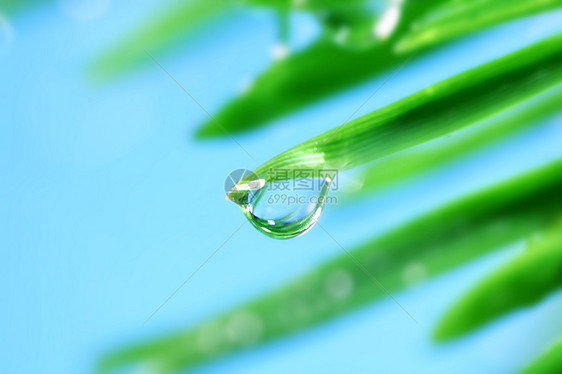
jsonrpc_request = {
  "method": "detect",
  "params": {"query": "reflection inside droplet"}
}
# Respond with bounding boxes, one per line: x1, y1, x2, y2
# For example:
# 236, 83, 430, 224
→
229, 175, 334, 239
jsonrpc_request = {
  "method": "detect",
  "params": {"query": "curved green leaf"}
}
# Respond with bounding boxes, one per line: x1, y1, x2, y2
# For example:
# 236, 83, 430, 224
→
226, 34, 562, 198
99, 160, 562, 373
196, 0, 559, 138
353, 85, 562, 193
521, 338, 562, 374
434, 221, 562, 341
196, 39, 395, 137
195, 0, 448, 137
396, 0, 562, 53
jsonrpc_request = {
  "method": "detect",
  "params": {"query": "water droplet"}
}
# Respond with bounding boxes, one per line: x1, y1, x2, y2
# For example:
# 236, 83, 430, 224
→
324, 269, 354, 300
196, 321, 224, 355
227, 175, 333, 239
226, 311, 263, 345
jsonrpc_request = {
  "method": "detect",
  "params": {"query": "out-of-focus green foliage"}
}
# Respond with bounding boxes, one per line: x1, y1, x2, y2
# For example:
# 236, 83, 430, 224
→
225, 34, 562, 198
90, 0, 237, 80
91, 0, 437, 84
197, 39, 398, 137
85, 0, 560, 136
82, 0, 562, 372
99, 160, 562, 373
353, 86, 562, 193
521, 338, 562, 374
195, 0, 561, 137
0, 0, 44, 14
395, 0, 562, 53
246, 0, 369, 11
433, 220, 562, 341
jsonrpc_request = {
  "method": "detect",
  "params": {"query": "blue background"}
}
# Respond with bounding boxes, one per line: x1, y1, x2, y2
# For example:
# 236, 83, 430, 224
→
1, 1, 562, 373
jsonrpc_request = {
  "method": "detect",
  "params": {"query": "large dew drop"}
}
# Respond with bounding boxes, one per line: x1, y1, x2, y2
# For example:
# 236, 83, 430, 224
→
227, 176, 333, 239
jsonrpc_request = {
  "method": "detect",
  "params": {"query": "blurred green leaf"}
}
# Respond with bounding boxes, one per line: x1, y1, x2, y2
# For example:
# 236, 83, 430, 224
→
194, 0, 447, 137
99, 160, 562, 373
196, 39, 395, 137
395, 0, 562, 53
521, 338, 562, 374
196, 0, 559, 137
0, 0, 46, 14
89, 0, 237, 80
434, 220, 562, 341
353, 85, 562, 193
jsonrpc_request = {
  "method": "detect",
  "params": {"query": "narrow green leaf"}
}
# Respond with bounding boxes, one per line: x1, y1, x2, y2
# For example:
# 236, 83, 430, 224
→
228, 34, 562, 197
98, 160, 562, 373
196, 1, 559, 138
195, 0, 449, 137
396, 0, 562, 53
354, 85, 562, 192
433, 221, 562, 341
521, 338, 562, 374
195, 39, 396, 137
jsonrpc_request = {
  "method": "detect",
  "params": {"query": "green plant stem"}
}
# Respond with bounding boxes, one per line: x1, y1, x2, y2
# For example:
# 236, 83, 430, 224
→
99, 160, 562, 373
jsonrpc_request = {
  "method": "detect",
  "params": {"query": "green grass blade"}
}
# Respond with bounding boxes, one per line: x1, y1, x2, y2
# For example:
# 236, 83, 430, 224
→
232, 34, 562, 193
353, 86, 562, 192
433, 221, 562, 341
396, 0, 562, 53
98, 160, 562, 373
521, 338, 562, 374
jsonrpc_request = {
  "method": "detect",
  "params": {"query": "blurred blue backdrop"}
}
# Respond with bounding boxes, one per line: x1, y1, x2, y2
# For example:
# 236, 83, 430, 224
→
1, 1, 562, 373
